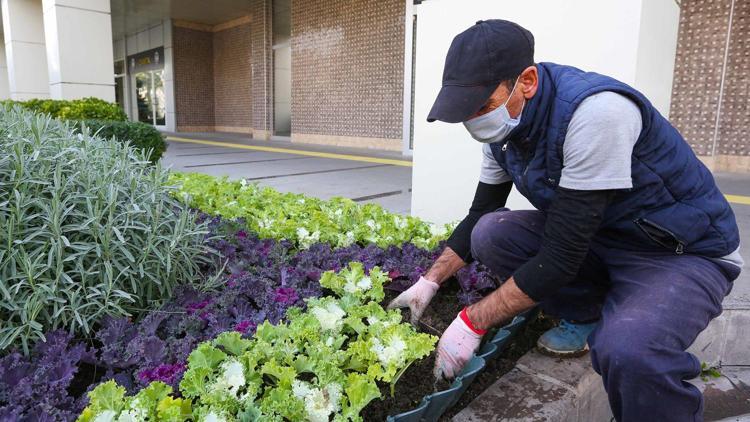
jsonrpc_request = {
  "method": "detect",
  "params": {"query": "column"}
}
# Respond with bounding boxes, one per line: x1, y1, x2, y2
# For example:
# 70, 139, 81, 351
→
163, 19, 176, 131
0, 37, 10, 99
1, 0, 50, 100
41, 0, 114, 100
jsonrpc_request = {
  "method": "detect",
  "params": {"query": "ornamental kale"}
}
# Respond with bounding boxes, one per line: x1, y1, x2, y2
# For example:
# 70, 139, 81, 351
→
78, 263, 437, 422
169, 172, 456, 250
76, 381, 191, 422
0, 331, 95, 421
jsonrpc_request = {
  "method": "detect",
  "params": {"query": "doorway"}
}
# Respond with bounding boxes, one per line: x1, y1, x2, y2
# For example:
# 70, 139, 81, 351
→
135, 70, 166, 126
127, 47, 166, 127
273, 0, 291, 137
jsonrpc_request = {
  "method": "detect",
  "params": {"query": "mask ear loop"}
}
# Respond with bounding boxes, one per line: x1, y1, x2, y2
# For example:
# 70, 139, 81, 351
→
502, 77, 521, 109
505, 76, 525, 119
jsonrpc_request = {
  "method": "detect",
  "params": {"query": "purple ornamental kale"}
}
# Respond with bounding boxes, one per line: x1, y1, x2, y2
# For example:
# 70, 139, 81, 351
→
0, 331, 94, 421
137, 363, 186, 389
274, 287, 300, 305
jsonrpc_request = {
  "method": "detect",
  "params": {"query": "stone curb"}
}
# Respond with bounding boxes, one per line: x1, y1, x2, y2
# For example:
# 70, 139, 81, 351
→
452, 350, 750, 421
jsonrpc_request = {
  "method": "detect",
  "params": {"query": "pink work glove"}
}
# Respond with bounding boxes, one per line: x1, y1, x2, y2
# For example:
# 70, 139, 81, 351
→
387, 276, 440, 325
434, 308, 486, 380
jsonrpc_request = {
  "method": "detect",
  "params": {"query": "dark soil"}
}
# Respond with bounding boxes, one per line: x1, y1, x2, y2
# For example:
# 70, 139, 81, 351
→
363, 282, 557, 421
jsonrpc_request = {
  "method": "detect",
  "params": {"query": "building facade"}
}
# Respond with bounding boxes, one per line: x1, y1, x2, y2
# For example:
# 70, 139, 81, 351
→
0, 0, 413, 152
0, 0, 747, 177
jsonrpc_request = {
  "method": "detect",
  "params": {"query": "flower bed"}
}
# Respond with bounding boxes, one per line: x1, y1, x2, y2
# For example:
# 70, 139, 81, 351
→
0, 214, 503, 421
0, 140, 542, 421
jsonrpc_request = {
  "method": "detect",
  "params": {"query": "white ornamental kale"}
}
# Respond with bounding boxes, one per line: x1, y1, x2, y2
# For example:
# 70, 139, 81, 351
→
343, 275, 372, 294
296, 227, 321, 249
393, 215, 408, 230
311, 302, 346, 332
292, 380, 342, 422
429, 223, 448, 238
114, 397, 148, 422
92, 410, 117, 422
338, 231, 355, 247
203, 412, 228, 422
211, 358, 245, 398
370, 336, 407, 367
258, 218, 274, 230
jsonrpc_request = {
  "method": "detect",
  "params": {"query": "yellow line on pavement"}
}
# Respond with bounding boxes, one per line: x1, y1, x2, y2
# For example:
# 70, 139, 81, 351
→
167, 136, 413, 167
726, 194, 750, 206
167, 137, 750, 201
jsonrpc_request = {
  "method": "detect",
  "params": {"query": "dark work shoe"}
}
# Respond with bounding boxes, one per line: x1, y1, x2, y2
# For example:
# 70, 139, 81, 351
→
537, 319, 598, 358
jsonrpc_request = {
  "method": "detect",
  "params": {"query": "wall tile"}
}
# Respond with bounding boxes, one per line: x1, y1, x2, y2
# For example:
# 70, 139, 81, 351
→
671, 0, 749, 158
717, 0, 749, 157
290, 0, 405, 140
173, 26, 214, 128
214, 23, 253, 130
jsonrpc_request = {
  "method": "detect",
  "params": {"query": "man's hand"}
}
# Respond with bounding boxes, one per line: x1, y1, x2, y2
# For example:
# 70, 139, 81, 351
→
387, 276, 439, 325
434, 309, 485, 380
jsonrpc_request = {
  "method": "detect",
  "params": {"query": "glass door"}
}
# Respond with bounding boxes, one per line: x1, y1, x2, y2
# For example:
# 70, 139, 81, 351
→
135, 70, 166, 126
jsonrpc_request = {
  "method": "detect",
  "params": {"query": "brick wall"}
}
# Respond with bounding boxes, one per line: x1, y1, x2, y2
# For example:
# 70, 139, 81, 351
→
173, 26, 214, 131
670, 0, 750, 171
290, 0, 405, 150
214, 23, 253, 133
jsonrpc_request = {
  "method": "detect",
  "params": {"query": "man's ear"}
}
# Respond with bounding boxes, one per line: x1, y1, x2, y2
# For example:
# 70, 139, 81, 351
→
519, 65, 538, 99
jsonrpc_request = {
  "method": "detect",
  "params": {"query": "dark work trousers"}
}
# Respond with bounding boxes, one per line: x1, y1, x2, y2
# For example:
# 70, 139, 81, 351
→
469, 209, 741, 422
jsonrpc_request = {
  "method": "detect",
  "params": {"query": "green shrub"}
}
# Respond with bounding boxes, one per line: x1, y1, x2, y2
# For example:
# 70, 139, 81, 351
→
1, 97, 127, 121
0, 107, 213, 354
72, 119, 167, 163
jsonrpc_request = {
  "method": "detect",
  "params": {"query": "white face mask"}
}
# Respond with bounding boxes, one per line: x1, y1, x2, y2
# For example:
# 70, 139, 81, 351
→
463, 78, 524, 144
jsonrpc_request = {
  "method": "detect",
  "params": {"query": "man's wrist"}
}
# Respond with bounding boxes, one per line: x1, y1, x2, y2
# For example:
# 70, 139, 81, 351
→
459, 307, 487, 335
466, 277, 535, 331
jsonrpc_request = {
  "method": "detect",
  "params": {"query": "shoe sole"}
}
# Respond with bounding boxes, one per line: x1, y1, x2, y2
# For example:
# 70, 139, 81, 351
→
536, 343, 590, 358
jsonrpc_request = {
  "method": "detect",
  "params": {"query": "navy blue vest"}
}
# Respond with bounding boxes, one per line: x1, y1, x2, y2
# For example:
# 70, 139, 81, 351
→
490, 62, 739, 256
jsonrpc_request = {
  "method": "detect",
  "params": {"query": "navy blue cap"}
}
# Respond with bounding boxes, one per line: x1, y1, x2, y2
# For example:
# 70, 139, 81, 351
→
427, 20, 535, 123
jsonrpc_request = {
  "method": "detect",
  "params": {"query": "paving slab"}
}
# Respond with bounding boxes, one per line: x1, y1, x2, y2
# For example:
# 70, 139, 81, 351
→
260, 165, 411, 200
163, 150, 299, 167
455, 348, 750, 422
691, 367, 750, 420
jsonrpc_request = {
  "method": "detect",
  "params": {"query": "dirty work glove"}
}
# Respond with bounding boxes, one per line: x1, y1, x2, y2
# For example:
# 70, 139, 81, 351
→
387, 276, 439, 325
434, 308, 486, 380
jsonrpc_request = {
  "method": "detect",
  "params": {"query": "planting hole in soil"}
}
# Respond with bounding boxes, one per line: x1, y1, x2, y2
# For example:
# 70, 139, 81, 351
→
364, 282, 556, 421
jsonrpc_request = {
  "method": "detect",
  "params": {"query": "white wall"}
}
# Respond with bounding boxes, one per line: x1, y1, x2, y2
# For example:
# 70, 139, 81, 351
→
410, 0, 680, 224
635, 0, 680, 116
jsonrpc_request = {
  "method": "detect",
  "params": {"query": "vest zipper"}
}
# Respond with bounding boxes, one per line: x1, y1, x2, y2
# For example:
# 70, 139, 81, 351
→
634, 218, 686, 255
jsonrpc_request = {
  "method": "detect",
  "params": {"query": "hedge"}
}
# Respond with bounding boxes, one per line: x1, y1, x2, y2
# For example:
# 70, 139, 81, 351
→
2, 97, 127, 121
73, 119, 167, 163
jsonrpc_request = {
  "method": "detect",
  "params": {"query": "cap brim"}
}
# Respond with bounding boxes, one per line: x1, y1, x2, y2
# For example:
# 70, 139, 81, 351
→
427, 84, 497, 123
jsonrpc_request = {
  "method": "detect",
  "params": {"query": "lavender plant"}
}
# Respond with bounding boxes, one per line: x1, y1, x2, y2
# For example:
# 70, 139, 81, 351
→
0, 108, 213, 354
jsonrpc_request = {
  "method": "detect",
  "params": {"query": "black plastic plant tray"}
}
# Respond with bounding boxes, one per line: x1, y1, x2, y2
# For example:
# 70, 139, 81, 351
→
387, 307, 540, 422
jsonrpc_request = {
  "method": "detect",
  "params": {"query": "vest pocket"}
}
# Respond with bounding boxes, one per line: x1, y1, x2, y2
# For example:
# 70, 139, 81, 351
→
634, 218, 686, 254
